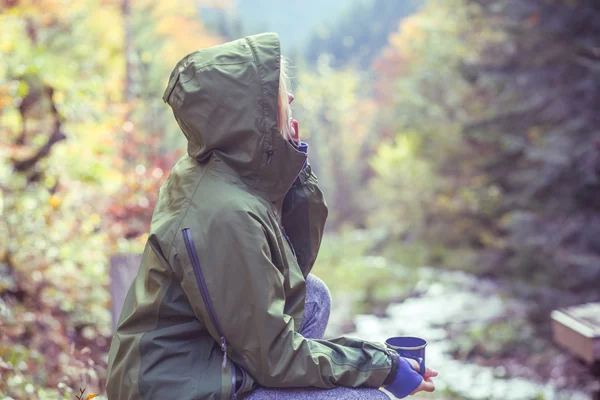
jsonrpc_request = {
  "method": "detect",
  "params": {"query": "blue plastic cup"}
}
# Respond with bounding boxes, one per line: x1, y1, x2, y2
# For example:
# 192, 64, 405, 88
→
385, 336, 427, 376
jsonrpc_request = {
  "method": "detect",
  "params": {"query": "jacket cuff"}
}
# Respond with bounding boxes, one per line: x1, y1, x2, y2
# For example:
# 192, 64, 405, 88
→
383, 349, 400, 385
384, 357, 423, 398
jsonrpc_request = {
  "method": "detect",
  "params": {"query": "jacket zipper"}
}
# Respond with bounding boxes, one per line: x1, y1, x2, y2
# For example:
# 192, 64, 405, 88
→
182, 228, 247, 399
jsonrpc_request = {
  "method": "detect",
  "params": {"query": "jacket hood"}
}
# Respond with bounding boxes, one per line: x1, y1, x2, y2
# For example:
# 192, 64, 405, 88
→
162, 33, 307, 201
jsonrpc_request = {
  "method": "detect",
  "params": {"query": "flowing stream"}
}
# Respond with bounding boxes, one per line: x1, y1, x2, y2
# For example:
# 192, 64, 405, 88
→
326, 267, 595, 400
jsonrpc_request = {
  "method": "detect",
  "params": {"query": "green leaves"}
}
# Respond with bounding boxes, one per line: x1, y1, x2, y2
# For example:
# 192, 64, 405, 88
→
0, 0, 216, 397
368, 0, 600, 293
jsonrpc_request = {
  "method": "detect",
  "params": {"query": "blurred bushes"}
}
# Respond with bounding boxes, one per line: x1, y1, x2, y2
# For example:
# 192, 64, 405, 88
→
312, 229, 423, 315
0, 1, 122, 396
2, 0, 600, 397
0, 0, 220, 397
305, 0, 600, 296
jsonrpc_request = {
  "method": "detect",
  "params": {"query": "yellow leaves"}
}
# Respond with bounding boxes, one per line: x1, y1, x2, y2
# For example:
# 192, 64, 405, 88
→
373, 133, 422, 175
143, 0, 222, 66
141, 51, 153, 64
102, 169, 124, 192
49, 194, 62, 209
0, 86, 11, 111
52, 90, 65, 105
17, 0, 64, 18
161, 21, 221, 66
139, 232, 149, 244
15, 80, 29, 97
379, 0, 475, 83
0, 27, 15, 53
81, 221, 95, 236
393, 134, 416, 160
83, 5, 123, 55
43, 174, 57, 189
89, 213, 101, 226
86, 393, 99, 399
388, 15, 424, 64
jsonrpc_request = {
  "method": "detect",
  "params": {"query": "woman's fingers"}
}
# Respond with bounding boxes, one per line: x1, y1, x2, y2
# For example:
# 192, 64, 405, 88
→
424, 368, 438, 379
405, 361, 438, 396
404, 358, 438, 379
409, 379, 436, 396
420, 379, 435, 393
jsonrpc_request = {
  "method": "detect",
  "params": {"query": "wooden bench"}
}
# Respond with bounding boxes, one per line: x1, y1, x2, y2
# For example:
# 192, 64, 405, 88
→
551, 302, 600, 366
551, 302, 600, 399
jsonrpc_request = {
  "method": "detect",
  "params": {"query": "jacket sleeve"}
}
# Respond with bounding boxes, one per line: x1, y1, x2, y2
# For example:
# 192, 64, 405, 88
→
174, 208, 393, 389
281, 162, 328, 277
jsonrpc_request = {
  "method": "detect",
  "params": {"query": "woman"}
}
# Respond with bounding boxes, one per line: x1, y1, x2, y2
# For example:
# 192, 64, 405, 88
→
106, 33, 437, 399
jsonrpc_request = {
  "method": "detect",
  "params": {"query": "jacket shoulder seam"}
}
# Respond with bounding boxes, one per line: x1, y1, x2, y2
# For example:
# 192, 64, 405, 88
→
244, 36, 268, 192
167, 166, 209, 260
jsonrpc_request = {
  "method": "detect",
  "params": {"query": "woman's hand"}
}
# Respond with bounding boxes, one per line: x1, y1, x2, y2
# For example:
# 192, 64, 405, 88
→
383, 356, 437, 399
405, 358, 438, 395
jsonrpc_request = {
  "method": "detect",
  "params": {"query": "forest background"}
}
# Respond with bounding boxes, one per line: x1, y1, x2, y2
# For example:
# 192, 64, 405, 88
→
1, 0, 599, 398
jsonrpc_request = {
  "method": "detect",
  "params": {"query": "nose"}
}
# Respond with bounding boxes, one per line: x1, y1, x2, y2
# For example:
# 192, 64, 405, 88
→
288, 93, 294, 104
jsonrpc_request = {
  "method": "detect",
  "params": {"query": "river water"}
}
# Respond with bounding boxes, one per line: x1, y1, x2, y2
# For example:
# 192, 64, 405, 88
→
326, 267, 595, 400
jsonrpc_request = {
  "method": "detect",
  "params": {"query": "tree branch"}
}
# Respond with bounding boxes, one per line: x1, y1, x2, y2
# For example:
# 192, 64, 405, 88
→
12, 86, 67, 172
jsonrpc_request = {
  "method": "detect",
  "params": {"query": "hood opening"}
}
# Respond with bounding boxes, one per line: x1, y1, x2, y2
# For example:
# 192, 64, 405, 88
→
163, 33, 307, 201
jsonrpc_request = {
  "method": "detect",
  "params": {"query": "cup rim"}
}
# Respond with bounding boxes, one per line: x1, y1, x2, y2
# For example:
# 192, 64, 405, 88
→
385, 336, 428, 351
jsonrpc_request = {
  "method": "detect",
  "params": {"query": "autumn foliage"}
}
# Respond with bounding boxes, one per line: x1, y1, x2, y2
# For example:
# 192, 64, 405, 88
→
0, 0, 221, 397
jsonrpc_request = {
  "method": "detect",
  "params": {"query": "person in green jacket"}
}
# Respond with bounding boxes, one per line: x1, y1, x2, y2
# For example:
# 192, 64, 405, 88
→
106, 32, 438, 400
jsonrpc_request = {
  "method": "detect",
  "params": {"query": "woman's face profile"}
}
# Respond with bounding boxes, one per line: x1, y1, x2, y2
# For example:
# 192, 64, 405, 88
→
284, 92, 299, 141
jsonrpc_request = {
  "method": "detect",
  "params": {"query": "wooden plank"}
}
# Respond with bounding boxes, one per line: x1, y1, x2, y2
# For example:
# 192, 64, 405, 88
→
562, 303, 600, 332
109, 253, 141, 333
551, 302, 600, 365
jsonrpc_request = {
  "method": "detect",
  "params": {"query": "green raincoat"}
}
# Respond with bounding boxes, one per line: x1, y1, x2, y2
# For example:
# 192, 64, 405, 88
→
106, 33, 396, 400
